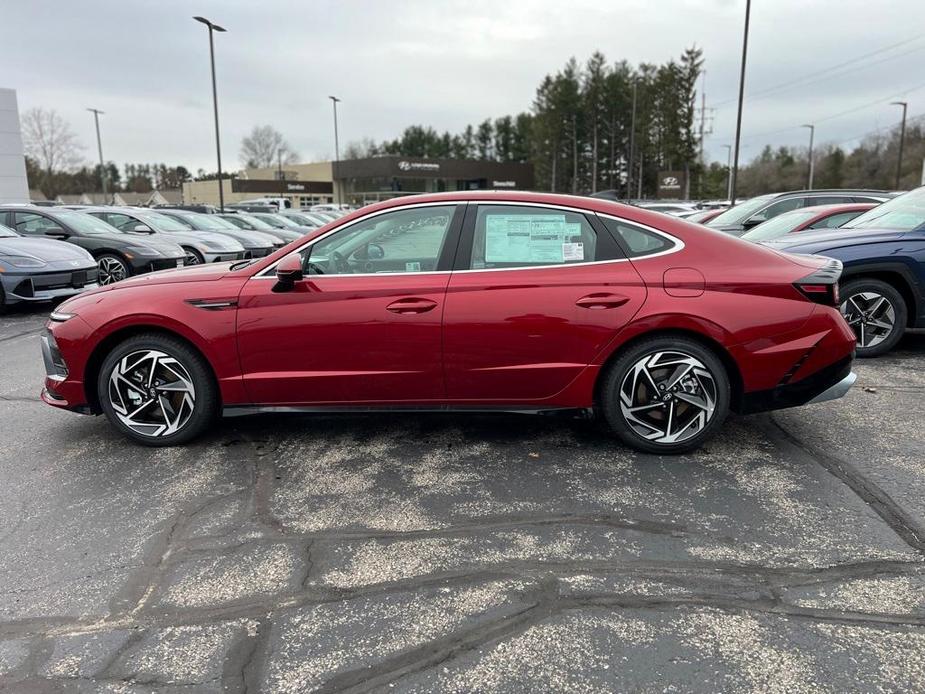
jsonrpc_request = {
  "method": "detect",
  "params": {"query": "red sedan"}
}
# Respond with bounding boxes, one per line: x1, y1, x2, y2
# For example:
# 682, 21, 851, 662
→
741, 203, 877, 242
41, 191, 856, 454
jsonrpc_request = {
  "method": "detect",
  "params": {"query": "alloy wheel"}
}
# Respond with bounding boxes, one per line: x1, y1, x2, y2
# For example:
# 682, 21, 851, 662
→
98, 256, 128, 285
619, 350, 718, 445
184, 250, 202, 265
840, 291, 895, 349
108, 349, 196, 437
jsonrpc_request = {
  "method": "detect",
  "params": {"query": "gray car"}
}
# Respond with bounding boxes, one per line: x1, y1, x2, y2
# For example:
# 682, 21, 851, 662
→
156, 210, 278, 258
84, 207, 246, 265
0, 223, 98, 312
215, 212, 302, 244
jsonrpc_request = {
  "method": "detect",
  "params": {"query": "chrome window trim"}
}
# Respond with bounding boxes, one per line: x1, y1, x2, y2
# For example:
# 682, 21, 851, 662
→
249, 199, 685, 280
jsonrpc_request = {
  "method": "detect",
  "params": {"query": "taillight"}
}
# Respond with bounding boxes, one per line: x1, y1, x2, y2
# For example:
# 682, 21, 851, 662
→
794, 258, 842, 307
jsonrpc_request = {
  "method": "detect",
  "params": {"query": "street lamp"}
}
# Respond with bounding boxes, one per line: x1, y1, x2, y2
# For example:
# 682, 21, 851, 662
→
802, 124, 815, 190
329, 95, 341, 204
193, 16, 227, 211
729, 0, 751, 205
721, 144, 732, 200
891, 101, 908, 189
87, 108, 107, 203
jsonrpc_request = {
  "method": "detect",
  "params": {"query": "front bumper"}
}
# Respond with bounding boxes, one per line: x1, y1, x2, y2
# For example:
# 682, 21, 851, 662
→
133, 257, 185, 274
1, 268, 99, 305
203, 251, 246, 263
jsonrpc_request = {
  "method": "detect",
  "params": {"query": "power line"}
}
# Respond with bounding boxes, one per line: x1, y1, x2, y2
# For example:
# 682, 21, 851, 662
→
713, 35, 924, 107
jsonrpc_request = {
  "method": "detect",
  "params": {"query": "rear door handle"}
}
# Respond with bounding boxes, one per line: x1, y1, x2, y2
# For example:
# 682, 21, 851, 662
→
575, 293, 630, 309
386, 298, 439, 314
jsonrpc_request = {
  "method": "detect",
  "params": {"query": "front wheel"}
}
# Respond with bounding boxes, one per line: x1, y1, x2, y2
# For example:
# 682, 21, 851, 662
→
839, 278, 906, 357
97, 333, 218, 446
97, 254, 131, 285
183, 247, 204, 265
600, 337, 730, 454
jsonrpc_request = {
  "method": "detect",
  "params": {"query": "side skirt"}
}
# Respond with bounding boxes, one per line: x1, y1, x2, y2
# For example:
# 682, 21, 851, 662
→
222, 404, 595, 419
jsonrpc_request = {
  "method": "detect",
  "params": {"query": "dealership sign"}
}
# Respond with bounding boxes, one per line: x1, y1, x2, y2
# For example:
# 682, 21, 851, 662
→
397, 160, 441, 173
657, 170, 687, 199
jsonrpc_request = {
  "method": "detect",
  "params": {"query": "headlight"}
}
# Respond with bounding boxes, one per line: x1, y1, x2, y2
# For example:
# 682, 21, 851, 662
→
1, 255, 48, 268
49, 310, 76, 322
126, 246, 161, 257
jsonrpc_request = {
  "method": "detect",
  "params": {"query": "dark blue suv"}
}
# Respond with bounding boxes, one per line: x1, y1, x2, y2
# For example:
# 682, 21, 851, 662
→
765, 186, 925, 357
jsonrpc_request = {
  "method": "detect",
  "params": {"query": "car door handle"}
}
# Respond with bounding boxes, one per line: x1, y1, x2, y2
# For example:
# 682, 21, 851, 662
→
386, 298, 439, 314
575, 293, 630, 309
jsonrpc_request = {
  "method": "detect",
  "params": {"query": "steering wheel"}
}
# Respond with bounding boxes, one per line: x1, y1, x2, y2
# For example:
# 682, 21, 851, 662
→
329, 250, 351, 274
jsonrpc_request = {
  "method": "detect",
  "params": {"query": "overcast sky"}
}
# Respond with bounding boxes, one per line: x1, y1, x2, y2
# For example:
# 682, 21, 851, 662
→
2, 0, 924, 173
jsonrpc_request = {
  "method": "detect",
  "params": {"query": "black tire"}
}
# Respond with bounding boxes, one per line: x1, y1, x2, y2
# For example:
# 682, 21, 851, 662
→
599, 336, 731, 454
97, 253, 132, 285
183, 247, 204, 265
839, 278, 906, 358
97, 333, 218, 446
0, 284, 7, 315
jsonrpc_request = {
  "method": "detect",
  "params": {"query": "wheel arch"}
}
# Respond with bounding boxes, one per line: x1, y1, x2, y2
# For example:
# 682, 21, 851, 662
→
594, 327, 744, 412
840, 263, 920, 328
83, 324, 220, 414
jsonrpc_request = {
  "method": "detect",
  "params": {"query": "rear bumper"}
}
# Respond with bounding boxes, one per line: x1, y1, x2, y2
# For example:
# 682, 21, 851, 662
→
738, 355, 854, 414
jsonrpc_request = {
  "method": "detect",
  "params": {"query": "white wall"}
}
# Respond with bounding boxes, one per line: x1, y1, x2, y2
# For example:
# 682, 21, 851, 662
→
0, 88, 30, 204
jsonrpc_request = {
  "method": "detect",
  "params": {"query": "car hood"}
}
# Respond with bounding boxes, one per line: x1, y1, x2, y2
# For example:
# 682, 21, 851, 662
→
130, 229, 243, 251
207, 228, 275, 250
0, 237, 95, 262
129, 235, 185, 257
761, 227, 906, 253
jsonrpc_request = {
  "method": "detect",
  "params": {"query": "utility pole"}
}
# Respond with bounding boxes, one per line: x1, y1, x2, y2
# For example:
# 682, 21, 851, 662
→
891, 101, 908, 189
193, 16, 227, 212
87, 108, 107, 203
722, 144, 732, 200
328, 95, 341, 203
572, 114, 578, 195
729, 0, 751, 205
802, 124, 815, 190
626, 80, 637, 201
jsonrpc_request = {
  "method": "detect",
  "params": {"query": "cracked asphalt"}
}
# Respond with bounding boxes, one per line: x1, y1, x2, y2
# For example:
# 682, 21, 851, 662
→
2, 305, 925, 692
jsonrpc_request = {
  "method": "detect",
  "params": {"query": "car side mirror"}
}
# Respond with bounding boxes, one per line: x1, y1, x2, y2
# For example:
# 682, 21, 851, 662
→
274, 252, 303, 291
742, 216, 765, 229
44, 227, 69, 238
132, 224, 153, 233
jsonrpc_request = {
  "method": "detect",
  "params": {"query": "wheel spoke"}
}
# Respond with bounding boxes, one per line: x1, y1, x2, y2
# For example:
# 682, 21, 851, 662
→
108, 349, 196, 438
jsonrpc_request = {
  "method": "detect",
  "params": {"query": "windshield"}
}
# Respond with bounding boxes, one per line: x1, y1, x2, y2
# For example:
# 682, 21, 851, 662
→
282, 212, 317, 225
238, 214, 274, 230
0, 223, 18, 238
183, 213, 238, 231
741, 210, 817, 241
254, 213, 298, 228
843, 187, 925, 231
52, 210, 119, 235
707, 194, 775, 227
135, 211, 192, 231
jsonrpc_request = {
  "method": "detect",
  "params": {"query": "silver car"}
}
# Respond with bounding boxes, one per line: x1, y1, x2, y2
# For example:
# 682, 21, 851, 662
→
84, 207, 246, 265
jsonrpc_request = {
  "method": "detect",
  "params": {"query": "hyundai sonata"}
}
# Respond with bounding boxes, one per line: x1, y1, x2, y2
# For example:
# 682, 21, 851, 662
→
41, 192, 856, 453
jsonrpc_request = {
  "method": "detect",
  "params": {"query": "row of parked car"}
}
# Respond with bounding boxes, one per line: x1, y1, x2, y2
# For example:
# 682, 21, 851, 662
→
0, 204, 348, 312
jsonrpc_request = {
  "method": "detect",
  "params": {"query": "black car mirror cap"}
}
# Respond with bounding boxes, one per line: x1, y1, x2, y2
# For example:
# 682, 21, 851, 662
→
742, 216, 765, 228
44, 227, 69, 238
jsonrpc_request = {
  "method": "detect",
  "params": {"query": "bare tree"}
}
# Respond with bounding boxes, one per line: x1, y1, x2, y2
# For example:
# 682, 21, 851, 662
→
239, 125, 299, 168
343, 137, 378, 159
21, 108, 84, 175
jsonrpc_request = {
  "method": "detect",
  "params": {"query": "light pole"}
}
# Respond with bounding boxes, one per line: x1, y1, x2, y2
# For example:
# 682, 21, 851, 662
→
729, 0, 751, 205
626, 80, 637, 201
721, 144, 732, 200
328, 95, 341, 204
891, 101, 908, 189
193, 16, 227, 211
802, 124, 815, 190
87, 108, 108, 203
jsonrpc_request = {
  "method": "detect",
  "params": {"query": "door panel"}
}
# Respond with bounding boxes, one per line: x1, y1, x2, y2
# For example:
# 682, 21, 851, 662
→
443, 204, 647, 402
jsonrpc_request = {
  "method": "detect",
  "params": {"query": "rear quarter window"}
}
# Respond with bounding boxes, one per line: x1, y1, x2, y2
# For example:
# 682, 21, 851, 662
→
599, 217, 676, 258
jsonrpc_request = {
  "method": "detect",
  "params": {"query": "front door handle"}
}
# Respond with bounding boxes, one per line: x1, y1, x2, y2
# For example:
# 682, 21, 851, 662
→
386, 298, 439, 314
575, 293, 630, 309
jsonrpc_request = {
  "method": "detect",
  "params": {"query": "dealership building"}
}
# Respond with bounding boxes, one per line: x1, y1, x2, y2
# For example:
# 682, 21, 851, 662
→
181, 156, 534, 208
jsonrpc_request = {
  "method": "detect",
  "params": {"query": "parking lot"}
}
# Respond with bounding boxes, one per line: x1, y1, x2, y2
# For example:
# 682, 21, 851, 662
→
1, 305, 924, 692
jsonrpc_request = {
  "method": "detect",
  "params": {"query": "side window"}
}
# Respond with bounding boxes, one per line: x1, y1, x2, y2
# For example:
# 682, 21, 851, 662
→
469, 205, 597, 269
600, 217, 675, 258
755, 198, 803, 222
810, 212, 858, 229
13, 212, 56, 235
811, 196, 851, 206
305, 205, 455, 276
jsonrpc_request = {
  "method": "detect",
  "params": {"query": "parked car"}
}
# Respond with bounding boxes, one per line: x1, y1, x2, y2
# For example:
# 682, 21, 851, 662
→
635, 201, 699, 216
684, 209, 725, 225
245, 212, 316, 235
237, 197, 292, 210
83, 207, 246, 265
156, 210, 278, 257
215, 213, 302, 244
762, 186, 925, 357
152, 204, 219, 214
278, 210, 330, 228
0, 207, 185, 285
707, 189, 893, 235
0, 223, 98, 312
42, 191, 855, 454
741, 203, 877, 242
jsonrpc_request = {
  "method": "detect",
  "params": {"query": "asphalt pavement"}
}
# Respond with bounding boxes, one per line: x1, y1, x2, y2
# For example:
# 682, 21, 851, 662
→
1, 303, 924, 693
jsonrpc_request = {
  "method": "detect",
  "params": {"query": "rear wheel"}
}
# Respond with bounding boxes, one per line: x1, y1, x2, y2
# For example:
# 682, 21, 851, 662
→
600, 337, 730, 454
97, 333, 218, 446
0, 284, 7, 315
183, 247, 204, 265
839, 278, 906, 357
97, 253, 131, 285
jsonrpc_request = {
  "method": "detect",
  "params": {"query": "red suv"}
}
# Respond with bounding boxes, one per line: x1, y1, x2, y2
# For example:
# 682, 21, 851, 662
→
41, 192, 857, 453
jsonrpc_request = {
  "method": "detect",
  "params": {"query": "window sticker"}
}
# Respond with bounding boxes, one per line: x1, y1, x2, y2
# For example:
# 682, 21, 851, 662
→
405, 261, 422, 272
484, 214, 582, 263
562, 242, 584, 261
